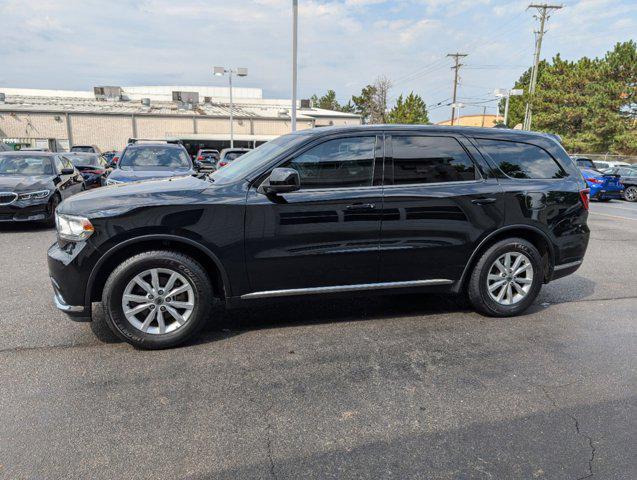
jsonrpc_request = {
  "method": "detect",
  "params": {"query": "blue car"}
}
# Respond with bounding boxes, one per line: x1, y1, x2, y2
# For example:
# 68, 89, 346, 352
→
105, 143, 195, 185
580, 168, 624, 201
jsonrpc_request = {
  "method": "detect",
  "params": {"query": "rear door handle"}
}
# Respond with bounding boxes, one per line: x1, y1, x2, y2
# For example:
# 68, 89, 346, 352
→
346, 203, 375, 211
471, 197, 497, 205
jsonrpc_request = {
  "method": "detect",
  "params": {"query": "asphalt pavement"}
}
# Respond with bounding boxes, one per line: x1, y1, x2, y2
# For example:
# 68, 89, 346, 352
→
0, 201, 635, 479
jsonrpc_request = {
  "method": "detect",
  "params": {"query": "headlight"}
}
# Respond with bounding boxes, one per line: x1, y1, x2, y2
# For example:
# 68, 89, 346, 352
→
18, 190, 50, 201
55, 213, 94, 241
106, 178, 123, 186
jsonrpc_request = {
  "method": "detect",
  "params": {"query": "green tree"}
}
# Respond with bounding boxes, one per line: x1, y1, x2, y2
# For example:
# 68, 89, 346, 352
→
506, 41, 637, 155
351, 76, 392, 124
311, 89, 341, 111
351, 84, 378, 123
387, 92, 430, 124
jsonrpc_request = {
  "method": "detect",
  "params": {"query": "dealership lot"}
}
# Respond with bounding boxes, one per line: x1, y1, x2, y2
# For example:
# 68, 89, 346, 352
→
0, 202, 635, 479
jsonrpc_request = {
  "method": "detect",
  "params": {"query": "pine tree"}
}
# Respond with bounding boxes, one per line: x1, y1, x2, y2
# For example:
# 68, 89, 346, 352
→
388, 93, 430, 124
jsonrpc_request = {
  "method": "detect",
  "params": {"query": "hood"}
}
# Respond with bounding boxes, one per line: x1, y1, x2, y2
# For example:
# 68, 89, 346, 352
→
0, 175, 55, 193
108, 168, 194, 182
58, 175, 211, 217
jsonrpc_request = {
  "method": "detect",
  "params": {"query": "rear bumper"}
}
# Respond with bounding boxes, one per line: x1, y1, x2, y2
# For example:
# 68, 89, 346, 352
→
549, 259, 584, 281
590, 185, 623, 200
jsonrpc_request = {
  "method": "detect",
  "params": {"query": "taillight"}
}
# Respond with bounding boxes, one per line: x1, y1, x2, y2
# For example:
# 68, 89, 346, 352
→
586, 177, 602, 184
219, 161, 227, 167
113, 157, 119, 164
197, 156, 203, 160
579, 189, 590, 210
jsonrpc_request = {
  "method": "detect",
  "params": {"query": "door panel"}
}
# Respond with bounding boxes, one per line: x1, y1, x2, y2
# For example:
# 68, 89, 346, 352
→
379, 134, 505, 283
244, 135, 383, 293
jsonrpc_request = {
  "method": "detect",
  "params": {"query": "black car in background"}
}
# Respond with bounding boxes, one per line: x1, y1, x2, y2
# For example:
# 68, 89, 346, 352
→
603, 166, 637, 202
66, 152, 111, 188
0, 151, 85, 224
48, 125, 590, 349
105, 143, 195, 185
194, 149, 220, 172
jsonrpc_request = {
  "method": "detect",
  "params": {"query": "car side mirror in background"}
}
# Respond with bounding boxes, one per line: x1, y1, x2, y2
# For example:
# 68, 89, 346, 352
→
259, 167, 300, 195
60, 168, 75, 175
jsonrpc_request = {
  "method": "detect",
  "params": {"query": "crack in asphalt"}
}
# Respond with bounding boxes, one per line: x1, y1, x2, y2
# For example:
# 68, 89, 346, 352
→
539, 386, 596, 479
264, 402, 278, 480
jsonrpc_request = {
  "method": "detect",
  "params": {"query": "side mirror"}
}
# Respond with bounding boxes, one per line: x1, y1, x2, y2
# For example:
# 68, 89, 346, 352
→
60, 168, 75, 175
260, 167, 300, 194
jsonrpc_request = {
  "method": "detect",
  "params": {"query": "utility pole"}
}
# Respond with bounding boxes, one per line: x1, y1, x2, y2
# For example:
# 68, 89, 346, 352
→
447, 53, 467, 126
291, 0, 298, 132
523, 3, 562, 130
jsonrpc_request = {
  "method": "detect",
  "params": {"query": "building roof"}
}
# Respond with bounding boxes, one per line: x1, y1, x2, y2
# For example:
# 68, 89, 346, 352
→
0, 86, 361, 120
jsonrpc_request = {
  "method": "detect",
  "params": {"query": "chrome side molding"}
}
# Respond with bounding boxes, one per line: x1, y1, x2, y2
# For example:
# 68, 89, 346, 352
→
241, 279, 454, 300
553, 260, 582, 271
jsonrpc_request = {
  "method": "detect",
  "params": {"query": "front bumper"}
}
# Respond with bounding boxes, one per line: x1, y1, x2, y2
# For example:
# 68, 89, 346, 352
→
0, 199, 49, 222
48, 241, 94, 321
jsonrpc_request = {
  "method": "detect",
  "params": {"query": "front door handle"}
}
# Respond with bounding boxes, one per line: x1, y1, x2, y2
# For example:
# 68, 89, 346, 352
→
471, 197, 497, 205
346, 203, 375, 211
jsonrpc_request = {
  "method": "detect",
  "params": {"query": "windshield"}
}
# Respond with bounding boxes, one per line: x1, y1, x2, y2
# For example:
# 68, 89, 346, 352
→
0, 155, 53, 175
119, 146, 192, 170
69, 154, 100, 166
211, 134, 308, 184
223, 151, 248, 161
71, 146, 94, 153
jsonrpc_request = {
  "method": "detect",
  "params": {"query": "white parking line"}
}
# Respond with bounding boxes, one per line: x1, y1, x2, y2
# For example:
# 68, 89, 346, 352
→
589, 211, 637, 221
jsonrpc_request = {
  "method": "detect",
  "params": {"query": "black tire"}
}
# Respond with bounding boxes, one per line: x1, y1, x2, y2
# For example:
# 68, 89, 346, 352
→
623, 185, 637, 202
102, 251, 213, 349
467, 238, 543, 317
43, 194, 60, 227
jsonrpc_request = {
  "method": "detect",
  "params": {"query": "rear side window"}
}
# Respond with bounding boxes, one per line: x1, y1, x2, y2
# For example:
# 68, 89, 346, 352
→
477, 139, 566, 179
392, 136, 477, 185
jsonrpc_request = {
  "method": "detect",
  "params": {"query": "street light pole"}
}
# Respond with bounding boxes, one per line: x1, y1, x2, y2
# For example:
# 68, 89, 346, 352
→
214, 66, 248, 149
291, 0, 298, 132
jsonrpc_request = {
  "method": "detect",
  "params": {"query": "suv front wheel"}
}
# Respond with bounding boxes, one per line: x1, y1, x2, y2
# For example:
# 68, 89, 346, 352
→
467, 238, 543, 317
102, 251, 213, 349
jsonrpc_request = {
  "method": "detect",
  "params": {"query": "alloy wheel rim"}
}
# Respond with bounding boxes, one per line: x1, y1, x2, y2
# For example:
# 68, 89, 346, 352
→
626, 187, 637, 201
486, 252, 534, 306
122, 268, 195, 335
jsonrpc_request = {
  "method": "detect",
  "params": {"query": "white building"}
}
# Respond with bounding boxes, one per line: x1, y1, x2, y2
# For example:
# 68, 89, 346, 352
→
0, 86, 361, 152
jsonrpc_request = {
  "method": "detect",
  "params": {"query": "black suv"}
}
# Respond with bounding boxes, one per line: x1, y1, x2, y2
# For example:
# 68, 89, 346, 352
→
48, 126, 590, 348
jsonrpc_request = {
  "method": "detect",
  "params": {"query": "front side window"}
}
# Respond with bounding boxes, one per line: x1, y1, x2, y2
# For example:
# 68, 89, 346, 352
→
478, 139, 567, 179
392, 136, 477, 185
283, 136, 376, 189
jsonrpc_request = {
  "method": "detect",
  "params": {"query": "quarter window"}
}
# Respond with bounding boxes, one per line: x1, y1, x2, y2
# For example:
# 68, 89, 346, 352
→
392, 136, 477, 185
283, 136, 376, 189
477, 139, 566, 179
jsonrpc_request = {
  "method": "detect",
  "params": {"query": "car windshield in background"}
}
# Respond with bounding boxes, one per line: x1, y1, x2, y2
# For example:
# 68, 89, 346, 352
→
224, 151, 247, 161
0, 155, 53, 175
211, 134, 307, 184
576, 159, 596, 169
71, 146, 94, 153
69, 154, 100, 166
119, 147, 191, 170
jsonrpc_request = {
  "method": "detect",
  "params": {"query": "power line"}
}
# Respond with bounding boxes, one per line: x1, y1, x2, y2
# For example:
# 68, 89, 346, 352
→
447, 53, 468, 126
523, 3, 563, 130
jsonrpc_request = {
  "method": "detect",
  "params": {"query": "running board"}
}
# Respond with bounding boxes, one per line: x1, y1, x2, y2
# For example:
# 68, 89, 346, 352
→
241, 279, 454, 300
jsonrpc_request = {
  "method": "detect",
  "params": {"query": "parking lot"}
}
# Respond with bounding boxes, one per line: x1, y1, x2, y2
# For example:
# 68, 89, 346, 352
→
0, 201, 635, 479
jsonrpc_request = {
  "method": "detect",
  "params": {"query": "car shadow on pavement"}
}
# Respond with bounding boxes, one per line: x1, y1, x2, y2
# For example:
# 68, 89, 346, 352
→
89, 274, 598, 349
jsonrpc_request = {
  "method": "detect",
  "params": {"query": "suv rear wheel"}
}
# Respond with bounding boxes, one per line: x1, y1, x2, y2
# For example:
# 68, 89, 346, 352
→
467, 238, 543, 317
102, 251, 213, 349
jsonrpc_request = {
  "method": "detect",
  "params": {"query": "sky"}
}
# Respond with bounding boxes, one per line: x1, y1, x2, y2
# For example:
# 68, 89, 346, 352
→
0, 0, 635, 122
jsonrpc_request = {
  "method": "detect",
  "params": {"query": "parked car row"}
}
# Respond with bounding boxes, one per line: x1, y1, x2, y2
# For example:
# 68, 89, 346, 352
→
573, 156, 637, 202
